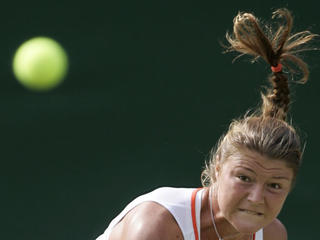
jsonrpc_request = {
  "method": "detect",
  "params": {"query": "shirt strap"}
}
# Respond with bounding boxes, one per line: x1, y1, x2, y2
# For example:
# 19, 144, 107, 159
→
191, 188, 202, 240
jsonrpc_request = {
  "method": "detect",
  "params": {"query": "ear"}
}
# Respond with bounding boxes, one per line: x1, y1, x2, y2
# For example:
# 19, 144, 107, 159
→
215, 156, 221, 179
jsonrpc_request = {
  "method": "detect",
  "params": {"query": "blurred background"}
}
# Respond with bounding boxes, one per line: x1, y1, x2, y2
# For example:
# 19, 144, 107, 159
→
2, 0, 319, 239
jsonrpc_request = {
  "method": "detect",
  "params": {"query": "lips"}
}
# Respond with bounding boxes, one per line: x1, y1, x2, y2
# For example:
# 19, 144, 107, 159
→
239, 208, 264, 216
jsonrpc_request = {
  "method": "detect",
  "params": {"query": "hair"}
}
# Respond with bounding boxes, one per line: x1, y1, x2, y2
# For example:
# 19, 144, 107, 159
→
201, 8, 318, 188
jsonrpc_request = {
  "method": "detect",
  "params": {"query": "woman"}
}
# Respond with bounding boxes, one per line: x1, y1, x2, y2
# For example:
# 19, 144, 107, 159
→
96, 8, 317, 240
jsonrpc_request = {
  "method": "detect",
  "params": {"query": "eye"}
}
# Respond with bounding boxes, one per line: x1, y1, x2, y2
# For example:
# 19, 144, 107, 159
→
269, 183, 282, 189
238, 175, 251, 182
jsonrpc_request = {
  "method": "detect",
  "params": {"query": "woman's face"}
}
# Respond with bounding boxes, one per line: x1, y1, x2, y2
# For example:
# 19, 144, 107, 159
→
215, 149, 293, 233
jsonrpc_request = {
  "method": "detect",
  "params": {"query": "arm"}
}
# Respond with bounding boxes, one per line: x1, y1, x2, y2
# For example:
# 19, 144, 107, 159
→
264, 218, 288, 240
109, 202, 183, 240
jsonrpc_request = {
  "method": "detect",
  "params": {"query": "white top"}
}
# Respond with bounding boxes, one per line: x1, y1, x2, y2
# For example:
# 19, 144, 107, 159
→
96, 187, 263, 240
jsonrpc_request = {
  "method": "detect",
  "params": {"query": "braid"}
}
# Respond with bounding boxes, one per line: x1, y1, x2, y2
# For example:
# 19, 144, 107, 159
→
225, 8, 318, 120
263, 73, 290, 120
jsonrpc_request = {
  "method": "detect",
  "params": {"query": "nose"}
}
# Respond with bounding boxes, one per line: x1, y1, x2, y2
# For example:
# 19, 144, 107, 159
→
248, 184, 265, 204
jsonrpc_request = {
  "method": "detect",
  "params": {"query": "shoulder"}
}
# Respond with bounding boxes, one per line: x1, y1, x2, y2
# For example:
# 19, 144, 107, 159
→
109, 201, 183, 240
263, 218, 287, 240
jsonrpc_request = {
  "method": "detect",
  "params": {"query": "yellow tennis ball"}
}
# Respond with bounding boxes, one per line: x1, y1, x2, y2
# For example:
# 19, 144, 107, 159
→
13, 37, 68, 91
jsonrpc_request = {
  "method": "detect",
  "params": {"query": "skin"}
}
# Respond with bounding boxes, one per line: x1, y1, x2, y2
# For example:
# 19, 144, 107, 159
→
208, 148, 292, 239
109, 149, 293, 240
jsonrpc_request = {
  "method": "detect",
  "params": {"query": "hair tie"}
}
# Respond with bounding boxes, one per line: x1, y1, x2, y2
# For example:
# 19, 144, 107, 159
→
271, 63, 282, 73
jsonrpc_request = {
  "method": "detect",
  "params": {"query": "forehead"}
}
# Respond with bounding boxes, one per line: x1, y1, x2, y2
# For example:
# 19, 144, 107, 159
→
223, 149, 293, 178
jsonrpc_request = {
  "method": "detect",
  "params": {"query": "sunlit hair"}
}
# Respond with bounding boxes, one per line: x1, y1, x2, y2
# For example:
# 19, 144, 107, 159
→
201, 9, 318, 188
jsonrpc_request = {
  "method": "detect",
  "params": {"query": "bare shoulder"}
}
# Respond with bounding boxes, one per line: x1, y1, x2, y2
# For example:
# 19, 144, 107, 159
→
109, 201, 183, 240
263, 218, 287, 240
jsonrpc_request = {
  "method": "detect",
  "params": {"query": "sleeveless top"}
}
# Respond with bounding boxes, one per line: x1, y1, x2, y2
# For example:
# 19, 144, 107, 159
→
96, 187, 263, 240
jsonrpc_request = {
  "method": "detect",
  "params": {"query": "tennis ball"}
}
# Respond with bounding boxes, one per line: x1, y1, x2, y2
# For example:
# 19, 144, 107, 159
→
13, 37, 68, 91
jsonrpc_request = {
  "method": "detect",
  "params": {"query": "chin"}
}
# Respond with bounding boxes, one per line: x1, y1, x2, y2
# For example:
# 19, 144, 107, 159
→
230, 216, 265, 233
233, 223, 261, 234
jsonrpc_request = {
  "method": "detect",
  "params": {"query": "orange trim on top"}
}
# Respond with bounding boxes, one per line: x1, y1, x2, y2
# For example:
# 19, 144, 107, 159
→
191, 188, 202, 240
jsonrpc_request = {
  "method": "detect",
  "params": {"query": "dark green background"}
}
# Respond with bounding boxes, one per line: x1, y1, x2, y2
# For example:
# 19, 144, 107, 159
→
2, 0, 319, 239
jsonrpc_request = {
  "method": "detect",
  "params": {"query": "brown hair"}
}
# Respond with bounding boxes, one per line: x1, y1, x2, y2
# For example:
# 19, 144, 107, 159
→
201, 9, 318, 188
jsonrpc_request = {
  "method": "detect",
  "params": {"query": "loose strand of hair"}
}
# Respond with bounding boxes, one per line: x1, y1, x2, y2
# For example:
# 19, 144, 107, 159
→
281, 53, 309, 83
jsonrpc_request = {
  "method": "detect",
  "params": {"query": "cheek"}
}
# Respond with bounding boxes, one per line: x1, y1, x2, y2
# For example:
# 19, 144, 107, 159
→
216, 177, 247, 213
266, 193, 288, 215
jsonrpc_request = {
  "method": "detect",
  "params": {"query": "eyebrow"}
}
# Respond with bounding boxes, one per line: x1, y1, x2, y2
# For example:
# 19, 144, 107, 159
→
271, 176, 291, 181
236, 166, 291, 181
239, 167, 256, 175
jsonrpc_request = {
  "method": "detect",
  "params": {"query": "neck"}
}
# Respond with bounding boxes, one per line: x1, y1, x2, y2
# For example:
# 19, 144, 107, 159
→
201, 187, 250, 240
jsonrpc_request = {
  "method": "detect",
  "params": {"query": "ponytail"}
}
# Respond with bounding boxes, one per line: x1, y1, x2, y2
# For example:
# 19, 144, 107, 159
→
202, 8, 318, 187
225, 8, 317, 120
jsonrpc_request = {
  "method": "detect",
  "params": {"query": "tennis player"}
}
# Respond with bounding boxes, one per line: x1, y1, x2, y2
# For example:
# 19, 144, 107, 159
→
96, 8, 317, 240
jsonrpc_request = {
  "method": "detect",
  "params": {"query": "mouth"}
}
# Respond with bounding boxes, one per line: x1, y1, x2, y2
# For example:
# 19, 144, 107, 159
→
239, 208, 264, 216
